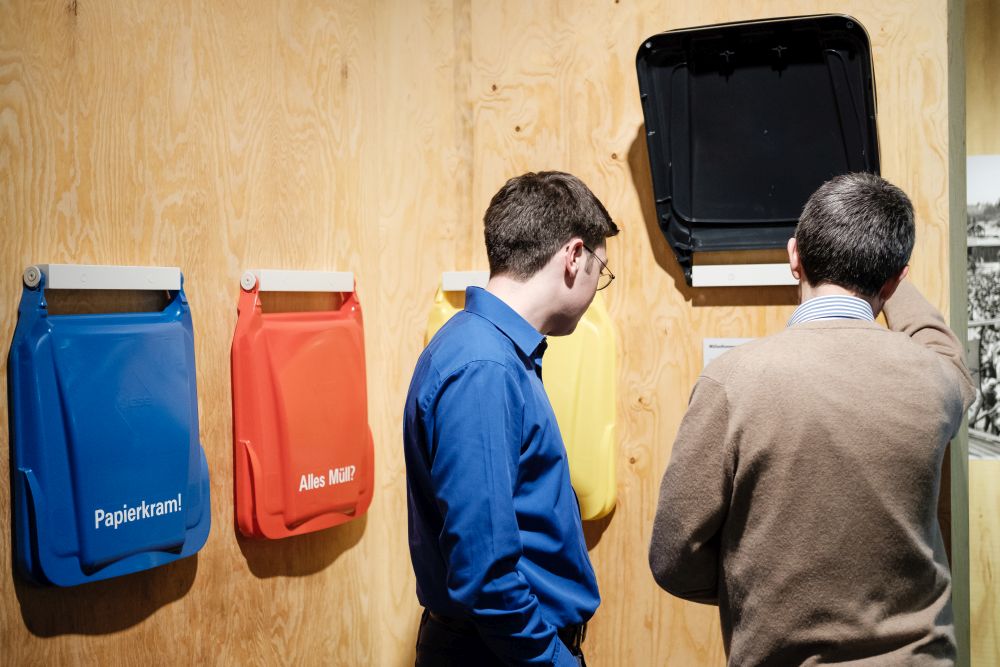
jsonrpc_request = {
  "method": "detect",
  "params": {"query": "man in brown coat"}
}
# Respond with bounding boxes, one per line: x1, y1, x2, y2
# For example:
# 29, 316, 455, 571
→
649, 172, 975, 666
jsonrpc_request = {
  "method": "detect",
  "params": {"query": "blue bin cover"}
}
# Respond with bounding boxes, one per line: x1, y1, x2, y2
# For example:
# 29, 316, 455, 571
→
7, 273, 211, 586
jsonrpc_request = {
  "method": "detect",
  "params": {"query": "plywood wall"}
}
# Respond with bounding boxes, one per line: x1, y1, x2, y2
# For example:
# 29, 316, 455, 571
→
967, 0, 1000, 665
967, 0, 999, 156
0, 1, 963, 665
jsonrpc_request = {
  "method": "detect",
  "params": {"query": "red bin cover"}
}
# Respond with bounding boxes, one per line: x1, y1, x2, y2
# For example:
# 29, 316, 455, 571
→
232, 285, 374, 538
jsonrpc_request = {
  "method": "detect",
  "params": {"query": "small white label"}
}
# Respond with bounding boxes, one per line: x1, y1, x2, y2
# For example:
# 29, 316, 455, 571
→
703, 338, 755, 368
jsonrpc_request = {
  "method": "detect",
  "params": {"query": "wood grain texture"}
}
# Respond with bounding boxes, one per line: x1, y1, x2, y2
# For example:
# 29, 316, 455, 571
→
971, 461, 1000, 667
0, 1, 962, 665
967, 1, 1000, 665
967, 0, 999, 156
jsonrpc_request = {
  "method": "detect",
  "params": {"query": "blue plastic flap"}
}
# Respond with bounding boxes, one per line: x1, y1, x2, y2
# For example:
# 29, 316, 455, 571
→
8, 273, 211, 586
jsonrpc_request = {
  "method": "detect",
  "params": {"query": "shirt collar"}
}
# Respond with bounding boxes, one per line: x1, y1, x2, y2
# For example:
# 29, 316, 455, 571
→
788, 294, 875, 327
464, 287, 547, 360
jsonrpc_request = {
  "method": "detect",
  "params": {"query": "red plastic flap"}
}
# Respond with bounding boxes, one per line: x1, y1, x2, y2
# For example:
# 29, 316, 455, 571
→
232, 287, 374, 539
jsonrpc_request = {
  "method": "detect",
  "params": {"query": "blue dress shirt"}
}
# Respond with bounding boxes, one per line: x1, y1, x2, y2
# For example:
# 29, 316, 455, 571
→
404, 287, 599, 666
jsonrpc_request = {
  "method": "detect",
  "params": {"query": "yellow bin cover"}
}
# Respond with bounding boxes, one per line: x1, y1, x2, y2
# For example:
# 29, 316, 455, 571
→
424, 287, 617, 520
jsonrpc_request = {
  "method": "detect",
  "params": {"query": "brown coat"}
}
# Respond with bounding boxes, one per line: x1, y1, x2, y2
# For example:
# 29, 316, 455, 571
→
649, 281, 975, 666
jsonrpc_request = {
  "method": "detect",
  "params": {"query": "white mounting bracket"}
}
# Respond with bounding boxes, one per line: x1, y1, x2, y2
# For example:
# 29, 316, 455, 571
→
241, 269, 354, 293
690, 263, 796, 288
24, 264, 182, 290
441, 271, 489, 292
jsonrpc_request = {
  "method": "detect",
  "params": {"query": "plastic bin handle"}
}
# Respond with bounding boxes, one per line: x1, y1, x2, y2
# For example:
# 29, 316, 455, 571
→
24, 264, 181, 291
441, 271, 489, 292
690, 263, 797, 288
241, 270, 354, 293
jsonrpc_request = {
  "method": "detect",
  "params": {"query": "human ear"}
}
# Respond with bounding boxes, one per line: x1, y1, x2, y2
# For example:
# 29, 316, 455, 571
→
787, 237, 802, 280
565, 239, 585, 278
879, 265, 909, 302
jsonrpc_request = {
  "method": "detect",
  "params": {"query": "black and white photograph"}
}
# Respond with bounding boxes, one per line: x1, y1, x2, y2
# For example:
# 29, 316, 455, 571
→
968, 154, 1000, 458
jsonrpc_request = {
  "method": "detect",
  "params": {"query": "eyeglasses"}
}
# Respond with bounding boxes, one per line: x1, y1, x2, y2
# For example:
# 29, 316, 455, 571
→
583, 245, 615, 291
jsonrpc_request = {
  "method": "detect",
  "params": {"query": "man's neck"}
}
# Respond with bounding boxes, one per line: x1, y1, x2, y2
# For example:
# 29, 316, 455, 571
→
485, 274, 556, 334
800, 282, 880, 316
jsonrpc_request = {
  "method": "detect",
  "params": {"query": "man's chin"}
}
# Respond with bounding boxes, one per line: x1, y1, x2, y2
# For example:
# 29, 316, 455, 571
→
547, 319, 580, 337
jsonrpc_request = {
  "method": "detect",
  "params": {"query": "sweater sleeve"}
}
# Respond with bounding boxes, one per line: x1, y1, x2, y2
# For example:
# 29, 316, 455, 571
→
882, 280, 976, 411
649, 376, 733, 605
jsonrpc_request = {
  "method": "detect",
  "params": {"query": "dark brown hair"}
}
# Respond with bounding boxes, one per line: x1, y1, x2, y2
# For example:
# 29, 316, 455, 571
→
484, 171, 619, 279
796, 172, 915, 297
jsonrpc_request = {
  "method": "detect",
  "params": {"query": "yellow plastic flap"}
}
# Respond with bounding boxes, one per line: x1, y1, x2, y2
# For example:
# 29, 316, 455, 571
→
423, 289, 617, 520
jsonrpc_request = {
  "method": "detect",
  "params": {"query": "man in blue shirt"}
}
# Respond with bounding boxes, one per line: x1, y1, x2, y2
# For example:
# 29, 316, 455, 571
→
404, 171, 619, 666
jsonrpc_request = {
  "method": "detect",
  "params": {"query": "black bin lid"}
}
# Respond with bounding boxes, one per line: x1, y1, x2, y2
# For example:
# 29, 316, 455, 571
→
636, 15, 879, 285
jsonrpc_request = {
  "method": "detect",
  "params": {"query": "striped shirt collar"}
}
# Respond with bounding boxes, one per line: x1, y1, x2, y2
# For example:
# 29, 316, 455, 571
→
788, 295, 875, 326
